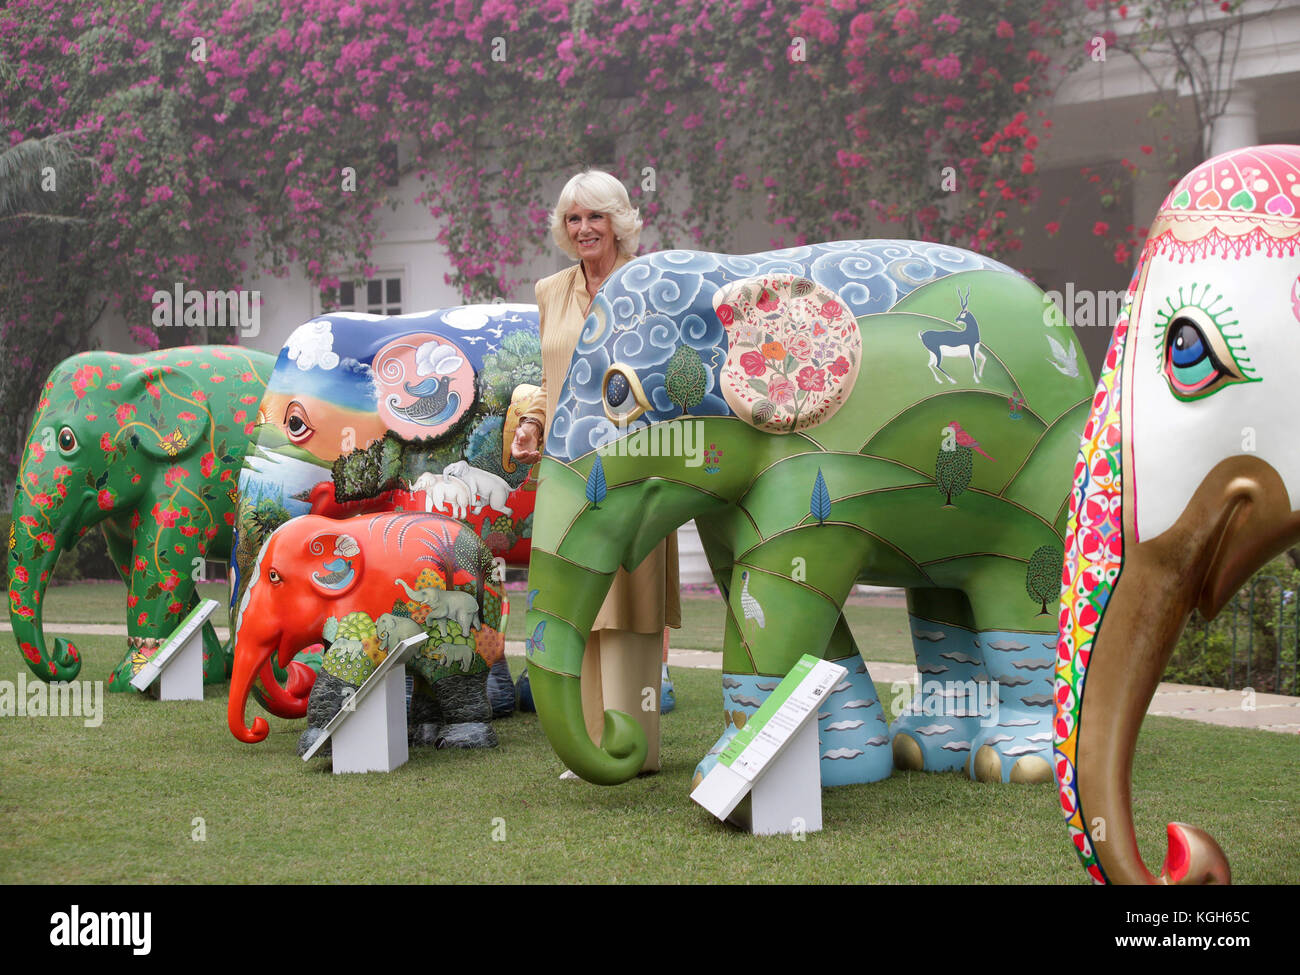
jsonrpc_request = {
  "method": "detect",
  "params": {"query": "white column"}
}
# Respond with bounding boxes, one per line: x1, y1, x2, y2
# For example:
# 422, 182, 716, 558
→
1207, 86, 1259, 158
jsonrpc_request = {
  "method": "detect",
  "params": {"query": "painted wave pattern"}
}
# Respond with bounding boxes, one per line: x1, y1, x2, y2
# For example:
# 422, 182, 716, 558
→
707, 663, 894, 786
549, 241, 1012, 461
890, 615, 1057, 778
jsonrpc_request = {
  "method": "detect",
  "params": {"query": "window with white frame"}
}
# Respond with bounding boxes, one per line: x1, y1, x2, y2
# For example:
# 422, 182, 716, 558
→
321, 274, 403, 316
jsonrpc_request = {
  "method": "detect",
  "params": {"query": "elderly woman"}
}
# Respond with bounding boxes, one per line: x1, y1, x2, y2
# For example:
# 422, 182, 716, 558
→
512, 169, 680, 774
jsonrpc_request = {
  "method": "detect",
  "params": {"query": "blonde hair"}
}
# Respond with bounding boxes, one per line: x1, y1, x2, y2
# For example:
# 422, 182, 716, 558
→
550, 169, 642, 260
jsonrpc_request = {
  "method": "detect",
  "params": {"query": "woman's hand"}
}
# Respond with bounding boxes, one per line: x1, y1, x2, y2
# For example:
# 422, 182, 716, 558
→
511, 418, 543, 465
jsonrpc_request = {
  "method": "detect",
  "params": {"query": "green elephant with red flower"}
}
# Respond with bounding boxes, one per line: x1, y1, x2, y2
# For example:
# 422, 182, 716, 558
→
8, 345, 274, 691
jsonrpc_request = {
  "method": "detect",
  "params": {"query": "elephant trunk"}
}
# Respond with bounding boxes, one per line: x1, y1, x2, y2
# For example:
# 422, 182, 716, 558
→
8, 490, 89, 682
524, 550, 648, 784
1069, 457, 1297, 884
227, 621, 313, 742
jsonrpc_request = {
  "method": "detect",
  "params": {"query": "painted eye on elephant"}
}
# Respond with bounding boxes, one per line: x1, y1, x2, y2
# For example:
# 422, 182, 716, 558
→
602, 365, 650, 425
1154, 287, 1258, 401
57, 426, 79, 455
283, 401, 315, 444
268, 568, 282, 584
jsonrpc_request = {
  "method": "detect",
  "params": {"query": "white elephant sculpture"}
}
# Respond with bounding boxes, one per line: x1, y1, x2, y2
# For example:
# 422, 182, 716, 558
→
444, 460, 514, 517
1056, 143, 1300, 885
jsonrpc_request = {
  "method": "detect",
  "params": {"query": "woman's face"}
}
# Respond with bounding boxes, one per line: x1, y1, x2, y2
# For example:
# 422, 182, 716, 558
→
565, 206, 616, 264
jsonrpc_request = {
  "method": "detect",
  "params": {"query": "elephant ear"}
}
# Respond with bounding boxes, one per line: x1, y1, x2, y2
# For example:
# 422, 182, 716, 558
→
305, 529, 365, 599
119, 357, 213, 462
714, 274, 861, 433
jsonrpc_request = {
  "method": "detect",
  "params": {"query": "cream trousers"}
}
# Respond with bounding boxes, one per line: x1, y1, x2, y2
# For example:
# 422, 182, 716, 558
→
580, 629, 663, 773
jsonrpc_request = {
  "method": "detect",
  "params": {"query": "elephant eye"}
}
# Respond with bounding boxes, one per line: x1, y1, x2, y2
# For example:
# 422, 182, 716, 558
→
1155, 286, 1257, 401
602, 365, 650, 426
283, 401, 315, 444
57, 426, 79, 455
268, 568, 282, 584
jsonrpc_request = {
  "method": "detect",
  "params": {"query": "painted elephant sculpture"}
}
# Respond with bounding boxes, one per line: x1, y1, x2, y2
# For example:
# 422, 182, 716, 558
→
228, 305, 540, 714
9, 346, 273, 690
523, 240, 1094, 786
1055, 144, 1300, 885
228, 511, 506, 753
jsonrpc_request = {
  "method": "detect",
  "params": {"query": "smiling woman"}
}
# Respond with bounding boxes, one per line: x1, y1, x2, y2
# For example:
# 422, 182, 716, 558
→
512, 169, 681, 774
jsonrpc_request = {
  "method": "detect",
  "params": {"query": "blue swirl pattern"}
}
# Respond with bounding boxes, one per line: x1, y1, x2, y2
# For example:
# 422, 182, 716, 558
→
548, 240, 1014, 461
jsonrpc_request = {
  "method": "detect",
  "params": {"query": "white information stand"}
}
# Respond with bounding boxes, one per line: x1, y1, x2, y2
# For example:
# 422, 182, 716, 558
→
691, 655, 847, 835
302, 632, 427, 774
128, 598, 218, 700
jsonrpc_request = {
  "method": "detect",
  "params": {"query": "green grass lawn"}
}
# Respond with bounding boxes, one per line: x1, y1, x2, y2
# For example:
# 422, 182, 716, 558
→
2, 623, 1298, 883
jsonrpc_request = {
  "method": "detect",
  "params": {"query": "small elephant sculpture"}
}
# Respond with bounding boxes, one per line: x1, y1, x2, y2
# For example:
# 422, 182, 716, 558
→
1056, 144, 1300, 885
228, 305, 541, 714
9, 346, 274, 690
394, 577, 482, 639
227, 511, 505, 754
523, 240, 1094, 787
444, 460, 514, 517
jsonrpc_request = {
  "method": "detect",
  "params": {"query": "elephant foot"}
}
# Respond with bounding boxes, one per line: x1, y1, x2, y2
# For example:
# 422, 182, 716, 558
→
110, 637, 161, 693
660, 663, 675, 714
486, 657, 515, 719
966, 710, 1054, 784
514, 669, 535, 712
436, 722, 498, 748
889, 711, 982, 773
410, 722, 444, 748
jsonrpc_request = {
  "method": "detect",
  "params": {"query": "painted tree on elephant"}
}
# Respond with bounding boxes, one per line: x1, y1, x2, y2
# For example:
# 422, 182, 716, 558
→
522, 240, 1093, 787
228, 305, 540, 719
9, 346, 274, 691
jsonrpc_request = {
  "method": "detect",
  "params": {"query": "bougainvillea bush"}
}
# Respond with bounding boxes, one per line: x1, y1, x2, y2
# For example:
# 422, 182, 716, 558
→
2, 0, 1087, 488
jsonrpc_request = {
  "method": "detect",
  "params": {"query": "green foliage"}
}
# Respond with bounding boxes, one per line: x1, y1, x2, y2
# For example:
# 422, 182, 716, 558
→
476, 330, 543, 413
1167, 556, 1300, 694
664, 346, 707, 416
333, 431, 407, 502
1025, 544, 1063, 615
934, 445, 973, 506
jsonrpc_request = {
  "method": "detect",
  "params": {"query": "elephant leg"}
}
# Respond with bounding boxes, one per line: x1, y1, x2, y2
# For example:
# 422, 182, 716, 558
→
890, 588, 989, 773
691, 563, 845, 790
431, 665, 498, 749
298, 670, 354, 758
111, 513, 224, 692
817, 615, 893, 786
408, 673, 445, 747
964, 623, 1055, 784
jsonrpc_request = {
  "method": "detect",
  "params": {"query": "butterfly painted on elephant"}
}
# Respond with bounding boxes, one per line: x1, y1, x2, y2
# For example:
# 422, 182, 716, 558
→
525, 620, 546, 657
